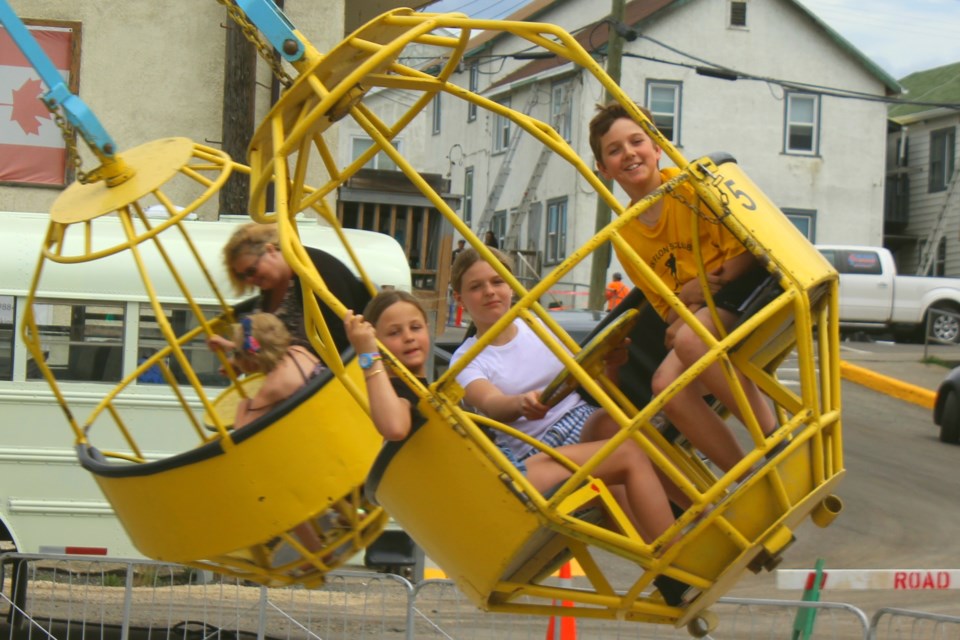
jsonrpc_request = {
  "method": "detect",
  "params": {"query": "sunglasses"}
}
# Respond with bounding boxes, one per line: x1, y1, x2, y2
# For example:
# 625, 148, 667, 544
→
234, 252, 264, 281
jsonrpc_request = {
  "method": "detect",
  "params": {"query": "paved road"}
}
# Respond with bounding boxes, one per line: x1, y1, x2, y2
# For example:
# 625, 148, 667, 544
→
587, 341, 960, 620
724, 377, 960, 617
432, 330, 960, 620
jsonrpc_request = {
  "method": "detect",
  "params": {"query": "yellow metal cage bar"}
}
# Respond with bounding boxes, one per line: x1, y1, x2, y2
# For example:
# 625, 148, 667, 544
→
237, 7, 842, 632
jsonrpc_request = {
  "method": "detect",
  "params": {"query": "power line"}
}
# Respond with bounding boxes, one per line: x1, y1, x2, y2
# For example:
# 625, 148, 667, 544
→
403, 7, 959, 110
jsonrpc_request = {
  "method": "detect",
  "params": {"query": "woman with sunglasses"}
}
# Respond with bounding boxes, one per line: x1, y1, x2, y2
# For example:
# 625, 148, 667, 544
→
221, 222, 371, 359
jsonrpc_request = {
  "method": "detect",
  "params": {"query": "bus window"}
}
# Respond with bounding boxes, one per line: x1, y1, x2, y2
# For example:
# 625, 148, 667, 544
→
138, 305, 228, 388
28, 301, 124, 383
0, 295, 12, 381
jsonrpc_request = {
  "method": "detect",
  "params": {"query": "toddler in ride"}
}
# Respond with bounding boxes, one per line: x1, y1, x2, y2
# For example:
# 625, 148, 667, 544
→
207, 312, 322, 430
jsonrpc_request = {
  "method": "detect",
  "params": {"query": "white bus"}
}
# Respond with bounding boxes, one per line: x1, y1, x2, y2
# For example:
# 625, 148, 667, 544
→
0, 211, 410, 557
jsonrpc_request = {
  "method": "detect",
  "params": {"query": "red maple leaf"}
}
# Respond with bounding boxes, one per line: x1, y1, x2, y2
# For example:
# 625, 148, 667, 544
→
10, 78, 51, 135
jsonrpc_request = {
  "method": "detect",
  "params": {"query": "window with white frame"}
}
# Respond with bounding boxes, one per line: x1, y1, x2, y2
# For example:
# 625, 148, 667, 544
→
545, 198, 568, 264
351, 137, 401, 171
493, 98, 512, 153
468, 64, 479, 122
646, 81, 681, 144
784, 93, 819, 155
551, 80, 573, 142
491, 210, 507, 247
782, 208, 816, 241
463, 167, 474, 227
138, 305, 227, 387
929, 126, 956, 192
28, 301, 124, 383
432, 93, 442, 135
729, 1, 747, 27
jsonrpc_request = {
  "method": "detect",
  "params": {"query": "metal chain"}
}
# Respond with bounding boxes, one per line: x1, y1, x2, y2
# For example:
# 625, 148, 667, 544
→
216, 0, 294, 88
46, 103, 88, 184
667, 172, 730, 224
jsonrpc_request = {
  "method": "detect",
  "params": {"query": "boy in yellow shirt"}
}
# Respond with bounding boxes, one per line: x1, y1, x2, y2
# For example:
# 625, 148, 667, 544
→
589, 101, 775, 472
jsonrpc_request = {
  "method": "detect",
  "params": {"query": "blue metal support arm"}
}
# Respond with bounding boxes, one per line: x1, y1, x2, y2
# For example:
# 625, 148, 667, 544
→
235, 0, 305, 63
0, 1, 117, 157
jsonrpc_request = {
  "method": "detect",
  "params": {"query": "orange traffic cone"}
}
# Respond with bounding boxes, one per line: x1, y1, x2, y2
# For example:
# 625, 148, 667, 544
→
545, 562, 577, 639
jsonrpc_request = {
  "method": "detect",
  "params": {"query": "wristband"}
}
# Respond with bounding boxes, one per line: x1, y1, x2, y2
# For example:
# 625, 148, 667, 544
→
358, 352, 382, 370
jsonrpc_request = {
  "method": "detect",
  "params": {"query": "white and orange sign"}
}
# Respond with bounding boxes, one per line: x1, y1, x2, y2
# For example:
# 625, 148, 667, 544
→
778, 569, 960, 590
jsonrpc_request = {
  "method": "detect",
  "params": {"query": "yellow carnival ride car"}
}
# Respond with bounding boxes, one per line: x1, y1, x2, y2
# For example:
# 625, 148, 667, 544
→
238, 5, 843, 634
10, 1, 844, 634
5, 2, 396, 588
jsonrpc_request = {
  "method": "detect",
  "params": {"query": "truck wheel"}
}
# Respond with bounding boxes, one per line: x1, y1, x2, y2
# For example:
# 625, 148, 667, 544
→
929, 305, 960, 344
941, 391, 960, 444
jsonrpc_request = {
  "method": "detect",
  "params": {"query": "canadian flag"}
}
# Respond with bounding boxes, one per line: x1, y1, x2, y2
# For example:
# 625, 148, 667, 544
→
0, 23, 73, 185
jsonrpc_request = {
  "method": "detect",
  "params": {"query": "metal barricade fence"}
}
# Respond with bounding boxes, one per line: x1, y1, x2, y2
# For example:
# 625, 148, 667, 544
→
2, 554, 958, 640
869, 608, 960, 640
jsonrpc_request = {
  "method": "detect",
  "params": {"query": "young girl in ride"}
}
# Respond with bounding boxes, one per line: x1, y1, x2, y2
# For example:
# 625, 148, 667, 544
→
211, 312, 341, 560
343, 290, 431, 441
208, 312, 321, 430
347, 280, 690, 605
447, 248, 680, 544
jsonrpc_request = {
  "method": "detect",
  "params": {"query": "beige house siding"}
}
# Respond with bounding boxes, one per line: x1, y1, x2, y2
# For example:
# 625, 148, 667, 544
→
1, 0, 344, 216
893, 114, 960, 275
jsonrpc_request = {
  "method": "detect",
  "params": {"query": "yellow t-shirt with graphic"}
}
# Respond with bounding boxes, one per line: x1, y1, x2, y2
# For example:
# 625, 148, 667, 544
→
613, 167, 747, 319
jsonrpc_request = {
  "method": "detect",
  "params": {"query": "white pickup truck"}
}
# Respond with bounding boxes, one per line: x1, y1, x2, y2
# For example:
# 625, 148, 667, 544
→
817, 245, 960, 343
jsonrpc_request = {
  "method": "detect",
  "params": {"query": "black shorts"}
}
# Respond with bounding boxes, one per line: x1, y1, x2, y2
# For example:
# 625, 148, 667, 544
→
713, 265, 774, 315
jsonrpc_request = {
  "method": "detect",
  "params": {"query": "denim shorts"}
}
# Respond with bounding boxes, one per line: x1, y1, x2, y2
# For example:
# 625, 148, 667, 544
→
502, 403, 598, 475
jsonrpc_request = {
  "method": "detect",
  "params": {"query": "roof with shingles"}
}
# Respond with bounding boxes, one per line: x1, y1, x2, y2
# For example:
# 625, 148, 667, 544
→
458, 0, 901, 96
888, 61, 960, 120
480, 0, 674, 93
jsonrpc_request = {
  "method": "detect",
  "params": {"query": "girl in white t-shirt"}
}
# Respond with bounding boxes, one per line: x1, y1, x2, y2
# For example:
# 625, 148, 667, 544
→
449, 247, 678, 548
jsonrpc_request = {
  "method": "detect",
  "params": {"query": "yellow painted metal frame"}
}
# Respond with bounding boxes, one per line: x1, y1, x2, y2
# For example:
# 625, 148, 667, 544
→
248, 8, 844, 631
19, 135, 388, 586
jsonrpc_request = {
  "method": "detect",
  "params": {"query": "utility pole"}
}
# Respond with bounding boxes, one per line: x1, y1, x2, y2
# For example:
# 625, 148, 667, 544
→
219, 9, 257, 218
587, 0, 627, 311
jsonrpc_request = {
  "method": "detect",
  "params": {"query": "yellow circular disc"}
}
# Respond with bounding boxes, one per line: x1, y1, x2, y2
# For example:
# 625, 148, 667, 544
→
50, 137, 196, 224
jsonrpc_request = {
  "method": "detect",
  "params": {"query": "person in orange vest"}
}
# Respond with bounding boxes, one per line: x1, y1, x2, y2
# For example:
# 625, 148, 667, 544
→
605, 272, 629, 312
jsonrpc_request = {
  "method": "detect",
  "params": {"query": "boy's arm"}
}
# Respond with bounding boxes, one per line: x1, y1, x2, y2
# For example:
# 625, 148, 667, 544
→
663, 251, 759, 345
717, 250, 758, 282
667, 251, 758, 320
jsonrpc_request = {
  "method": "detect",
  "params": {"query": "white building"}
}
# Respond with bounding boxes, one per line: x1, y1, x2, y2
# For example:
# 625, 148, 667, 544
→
885, 62, 960, 277
368, 0, 901, 305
